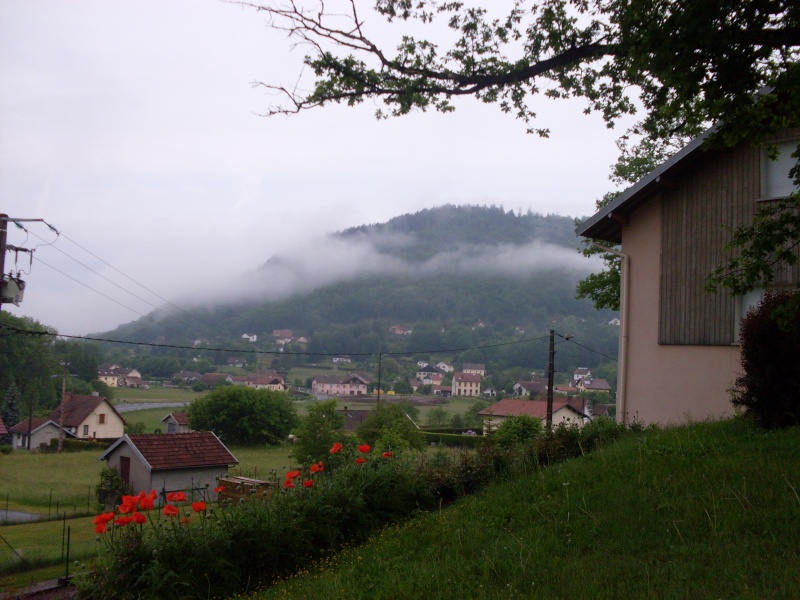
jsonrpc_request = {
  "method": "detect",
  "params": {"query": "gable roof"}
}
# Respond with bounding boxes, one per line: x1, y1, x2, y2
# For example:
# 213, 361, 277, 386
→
10, 418, 78, 438
576, 127, 717, 243
0, 417, 7, 436
161, 412, 189, 426
10, 417, 50, 434
478, 398, 585, 420
99, 432, 238, 471
49, 394, 127, 428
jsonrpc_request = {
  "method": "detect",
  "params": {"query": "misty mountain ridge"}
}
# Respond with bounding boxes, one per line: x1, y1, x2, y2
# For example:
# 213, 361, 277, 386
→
105, 205, 608, 345
245, 205, 590, 305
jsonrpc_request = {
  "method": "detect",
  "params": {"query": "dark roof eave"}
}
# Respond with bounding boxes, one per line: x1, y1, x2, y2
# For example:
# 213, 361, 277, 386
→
576, 126, 716, 242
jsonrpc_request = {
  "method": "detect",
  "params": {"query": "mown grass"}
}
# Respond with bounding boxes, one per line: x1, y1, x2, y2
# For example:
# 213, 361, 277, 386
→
121, 406, 180, 434
255, 419, 800, 599
0, 514, 99, 577
0, 452, 102, 515
112, 387, 201, 403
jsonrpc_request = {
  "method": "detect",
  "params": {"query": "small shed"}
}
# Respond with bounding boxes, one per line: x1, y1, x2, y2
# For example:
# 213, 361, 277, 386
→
161, 412, 191, 434
98, 432, 238, 501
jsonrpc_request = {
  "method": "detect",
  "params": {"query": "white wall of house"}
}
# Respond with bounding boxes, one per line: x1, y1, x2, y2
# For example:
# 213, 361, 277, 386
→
621, 197, 738, 425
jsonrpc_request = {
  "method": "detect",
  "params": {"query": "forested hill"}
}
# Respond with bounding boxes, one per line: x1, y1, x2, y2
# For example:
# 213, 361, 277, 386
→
103, 206, 615, 364
337, 205, 580, 261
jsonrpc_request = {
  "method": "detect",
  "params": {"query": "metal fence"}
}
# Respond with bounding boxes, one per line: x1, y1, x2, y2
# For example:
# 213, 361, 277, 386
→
0, 513, 96, 579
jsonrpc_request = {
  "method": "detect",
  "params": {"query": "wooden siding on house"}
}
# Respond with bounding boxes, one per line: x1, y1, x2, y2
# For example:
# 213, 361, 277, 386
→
659, 134, 800, 346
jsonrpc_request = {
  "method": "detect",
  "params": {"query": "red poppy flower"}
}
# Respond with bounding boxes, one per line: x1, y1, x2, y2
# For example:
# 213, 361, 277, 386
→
303, 480, 313, 488
114, 516, 133, 526
94, 512, 115, 525
382, 451, 393, 458
330, 442, 343, 454
191, 501, 207, 513
163, 504, 179, 517
286, 469, 301, 480
282, 479, 295, 489
132, 511, 147, 524
356, 457, 367, 465
310, 462, 324, 473
138, 495, 155, 510
358, 444, 371, 453
95, 523, 108, 534
180, 517, 191, 525
118, 495, 137, 514
214, 486, 224, 493
166, 491, 188, 503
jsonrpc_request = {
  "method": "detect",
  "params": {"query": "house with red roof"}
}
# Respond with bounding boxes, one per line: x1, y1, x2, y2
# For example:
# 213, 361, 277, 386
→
12, 393, 126, 449
161, 412, 191, 434
478, 398, 588, 434
98, 432, 238, 500
452, 372, 482, 397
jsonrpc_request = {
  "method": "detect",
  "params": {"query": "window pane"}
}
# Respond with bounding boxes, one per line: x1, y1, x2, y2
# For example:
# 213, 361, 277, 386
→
763, 141, 799, 199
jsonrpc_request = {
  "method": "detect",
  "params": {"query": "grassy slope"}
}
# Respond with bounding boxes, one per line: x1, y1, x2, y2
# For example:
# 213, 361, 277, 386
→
256, 420, 800, 599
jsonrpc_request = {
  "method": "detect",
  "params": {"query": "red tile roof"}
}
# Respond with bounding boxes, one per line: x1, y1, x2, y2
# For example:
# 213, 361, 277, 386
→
123, 432, 237, 470
0, 417, 7, 436
48, 393, 126, 427
9, 417, 50, 434
478, 399, 584, 419
163, 412, 189, 426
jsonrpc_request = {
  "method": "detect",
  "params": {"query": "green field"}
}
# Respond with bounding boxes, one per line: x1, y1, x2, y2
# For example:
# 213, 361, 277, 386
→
112, 387, 202, 403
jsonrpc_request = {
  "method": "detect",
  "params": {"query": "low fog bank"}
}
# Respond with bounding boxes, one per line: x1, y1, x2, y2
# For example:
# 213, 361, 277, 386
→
175, 234, 600, 310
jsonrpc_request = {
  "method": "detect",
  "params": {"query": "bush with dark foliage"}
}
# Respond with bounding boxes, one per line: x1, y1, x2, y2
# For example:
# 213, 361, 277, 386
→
733, 290, 800, 428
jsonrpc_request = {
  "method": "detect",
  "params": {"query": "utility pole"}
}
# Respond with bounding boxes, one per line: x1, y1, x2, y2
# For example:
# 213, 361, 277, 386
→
546, 329, 555, 433
376, 353, 383, 406
0, 214, 7, 315
0, 215, 44, 313
58, 363, 68, 453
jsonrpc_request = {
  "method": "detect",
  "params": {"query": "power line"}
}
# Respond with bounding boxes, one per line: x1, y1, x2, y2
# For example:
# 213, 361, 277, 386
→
33, 257, 161, 326
24, 224, 197, 331
562, 337, 618, 362
43, 221, 202, 326
0, 323, 553, 358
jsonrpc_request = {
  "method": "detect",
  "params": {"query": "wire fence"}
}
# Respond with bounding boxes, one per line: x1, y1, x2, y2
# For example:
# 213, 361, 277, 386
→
0, 513, 96, 578
1, 489, 95, 525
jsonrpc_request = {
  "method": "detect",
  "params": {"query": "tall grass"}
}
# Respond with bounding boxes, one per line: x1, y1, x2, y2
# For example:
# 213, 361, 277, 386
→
255, 419, 800, 599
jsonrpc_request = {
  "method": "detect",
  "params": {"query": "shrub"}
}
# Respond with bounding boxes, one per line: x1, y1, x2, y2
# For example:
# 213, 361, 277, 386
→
732, 290, 800, 428
489, 415, 543, 448
292, 400, 346, 465
95, 467, 132, 507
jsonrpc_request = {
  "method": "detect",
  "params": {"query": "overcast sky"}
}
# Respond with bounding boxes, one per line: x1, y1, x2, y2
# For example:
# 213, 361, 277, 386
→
1, 1, 634, 336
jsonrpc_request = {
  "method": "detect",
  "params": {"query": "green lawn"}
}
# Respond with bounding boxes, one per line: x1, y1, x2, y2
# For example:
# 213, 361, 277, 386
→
254, 419, 800, 599
112, 387, 201, 403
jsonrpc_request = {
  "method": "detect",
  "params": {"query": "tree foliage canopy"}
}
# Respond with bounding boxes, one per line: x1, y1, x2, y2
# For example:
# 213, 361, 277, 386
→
188, 386, 298, 445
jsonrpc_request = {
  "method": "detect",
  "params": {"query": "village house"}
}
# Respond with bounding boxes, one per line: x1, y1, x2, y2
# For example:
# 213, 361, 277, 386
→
339, 406, 372, 430
272, 329, 293, 339
513, 379, 548, 397
435, 361, 454, 373
226, 357, 248, 368
246, 375, 285, 392
198, 373, 233, 388
97, 364, 145, 388
452, 371, 482, 397
312, 373, 371, 396
241, 333, 257, 342
98, 432, 238, 501
161, 412, 191, 434
10, 418, 78, 450
577, 126, 800, 424
576, 378, 612, 394
478, 398, 588, 435
462, 363, 487, 377
388, 324, 412, 335
332, 357, 352, 364
12, 393, 126, 448
173, 370, 201, 383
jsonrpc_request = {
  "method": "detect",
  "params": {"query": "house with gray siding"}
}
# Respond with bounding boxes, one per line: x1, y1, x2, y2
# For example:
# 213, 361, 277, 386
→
99, 432, 238, 501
